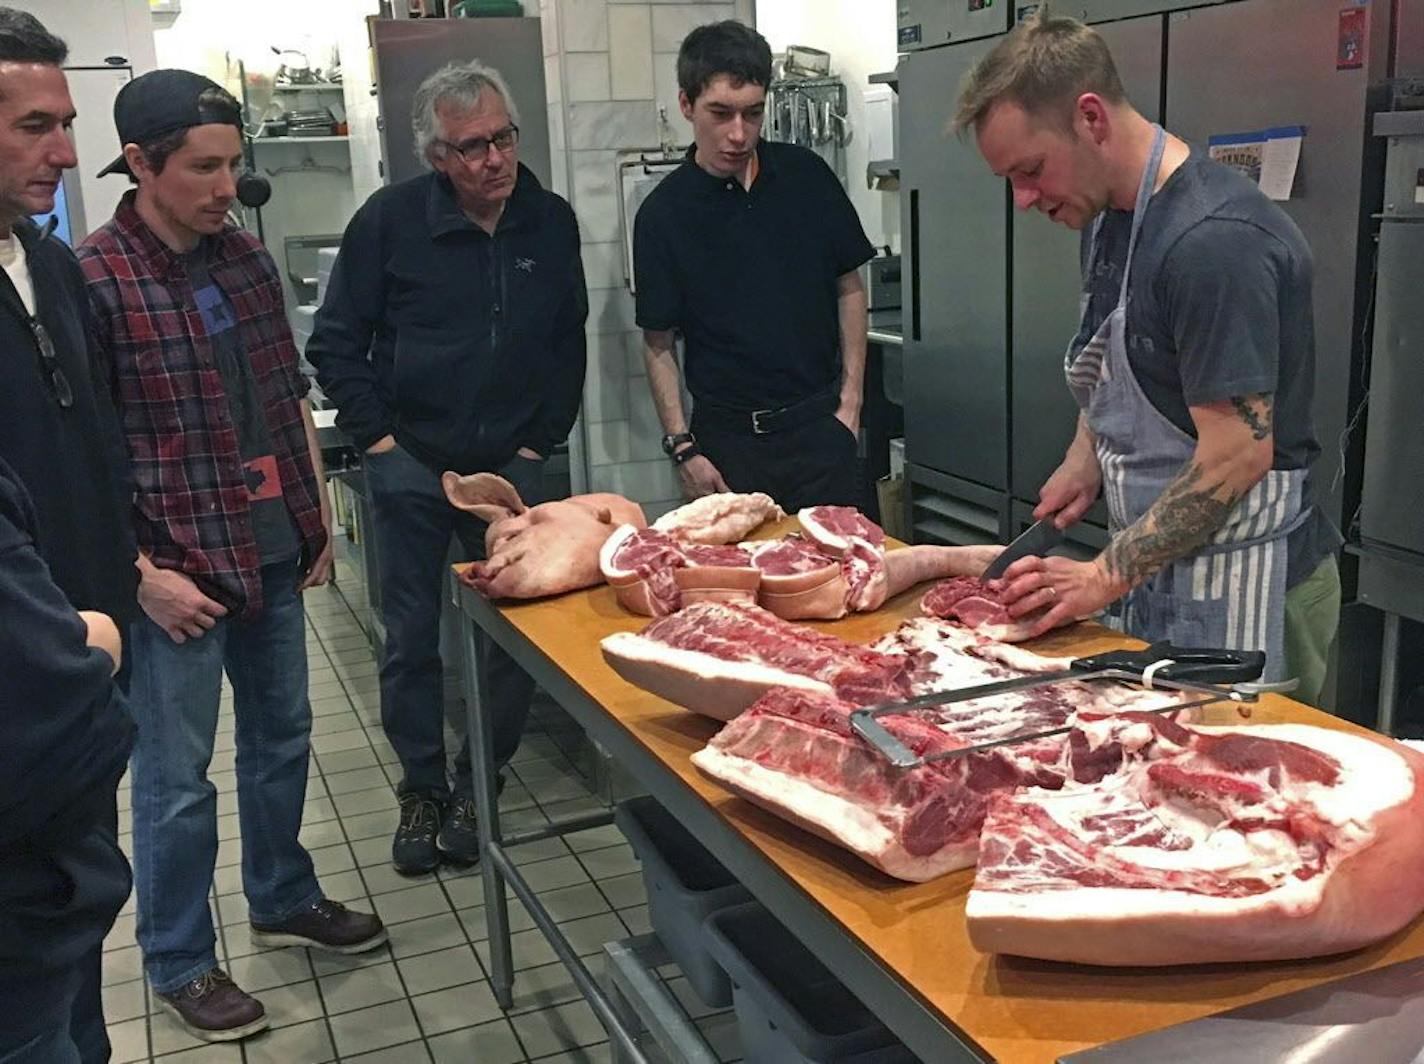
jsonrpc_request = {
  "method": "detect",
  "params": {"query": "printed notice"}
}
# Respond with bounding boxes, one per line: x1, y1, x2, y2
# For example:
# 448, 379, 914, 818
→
1208, 126, 1305, 201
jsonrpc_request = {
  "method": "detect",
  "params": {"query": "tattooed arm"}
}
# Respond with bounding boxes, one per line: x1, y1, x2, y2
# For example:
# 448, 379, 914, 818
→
994, 394, 1275, 637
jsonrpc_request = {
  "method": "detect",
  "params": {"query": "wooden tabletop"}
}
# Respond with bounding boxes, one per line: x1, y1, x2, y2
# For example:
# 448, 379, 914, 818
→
459, 525, 1424, 1063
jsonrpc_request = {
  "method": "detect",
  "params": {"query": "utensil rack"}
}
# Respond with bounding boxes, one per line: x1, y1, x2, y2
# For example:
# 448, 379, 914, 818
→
764, 75, 849, 183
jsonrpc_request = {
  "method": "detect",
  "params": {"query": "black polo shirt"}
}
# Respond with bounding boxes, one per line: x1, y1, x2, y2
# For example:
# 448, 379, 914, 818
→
634, 140, 874, 411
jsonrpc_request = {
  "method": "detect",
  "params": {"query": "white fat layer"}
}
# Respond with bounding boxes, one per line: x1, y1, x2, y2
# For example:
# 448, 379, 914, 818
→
966, 878, 1328, 921
597, 524, 641, 578
600, 633, 834, 697
691, 747, 976, 880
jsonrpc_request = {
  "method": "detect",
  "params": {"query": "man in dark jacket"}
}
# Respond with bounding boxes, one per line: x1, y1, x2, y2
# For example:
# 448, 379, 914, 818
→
0, 455, 134, 1061
0, 10, 137, 1062
309, 60, 587, 875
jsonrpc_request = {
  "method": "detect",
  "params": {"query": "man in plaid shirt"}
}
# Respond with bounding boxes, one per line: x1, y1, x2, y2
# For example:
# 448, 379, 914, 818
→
78, 71, 384, 1044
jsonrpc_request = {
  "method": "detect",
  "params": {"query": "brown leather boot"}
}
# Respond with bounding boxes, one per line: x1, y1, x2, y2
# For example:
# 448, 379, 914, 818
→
155, 968, 268, 1042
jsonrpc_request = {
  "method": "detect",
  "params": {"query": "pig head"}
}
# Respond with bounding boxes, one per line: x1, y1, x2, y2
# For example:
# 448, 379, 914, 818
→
442, 471, 647, 600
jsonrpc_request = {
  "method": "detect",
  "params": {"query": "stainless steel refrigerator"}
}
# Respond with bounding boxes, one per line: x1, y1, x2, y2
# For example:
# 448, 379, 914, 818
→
896, 0, 1394, 565
369, 16, 550, 187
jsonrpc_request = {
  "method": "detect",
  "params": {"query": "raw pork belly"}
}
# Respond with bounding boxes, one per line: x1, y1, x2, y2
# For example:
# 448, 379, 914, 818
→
921, 576, 1040, 642
967, 715, 1424, 965
690, 687, 1076, 881
600, 602, 915, 722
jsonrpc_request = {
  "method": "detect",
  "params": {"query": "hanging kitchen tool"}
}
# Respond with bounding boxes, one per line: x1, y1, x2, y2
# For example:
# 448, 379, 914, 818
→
848, 642, 1300, 770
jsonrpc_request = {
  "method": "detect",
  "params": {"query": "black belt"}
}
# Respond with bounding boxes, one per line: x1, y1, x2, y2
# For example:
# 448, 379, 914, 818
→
692, 389, 838, 436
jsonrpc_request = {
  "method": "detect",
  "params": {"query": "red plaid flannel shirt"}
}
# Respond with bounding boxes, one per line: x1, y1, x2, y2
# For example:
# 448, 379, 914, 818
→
77, 194, 326, 619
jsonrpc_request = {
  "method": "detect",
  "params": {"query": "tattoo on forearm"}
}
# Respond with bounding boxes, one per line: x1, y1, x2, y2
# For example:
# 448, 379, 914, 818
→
1230, 393, 1274, 441
1102, 462, 1240, 587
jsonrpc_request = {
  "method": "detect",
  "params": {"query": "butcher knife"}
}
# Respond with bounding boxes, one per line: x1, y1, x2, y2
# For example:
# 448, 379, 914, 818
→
980, 518, 1065, 582
849, 642, 1298, 770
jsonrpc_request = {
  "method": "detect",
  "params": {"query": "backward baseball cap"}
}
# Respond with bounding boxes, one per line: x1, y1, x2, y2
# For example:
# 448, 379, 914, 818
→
97, 69, 242, 178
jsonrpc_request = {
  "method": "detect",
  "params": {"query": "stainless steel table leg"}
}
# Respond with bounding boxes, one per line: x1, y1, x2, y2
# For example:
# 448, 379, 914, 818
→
1379, 611, 1401, 737
458, 585, 514, 1009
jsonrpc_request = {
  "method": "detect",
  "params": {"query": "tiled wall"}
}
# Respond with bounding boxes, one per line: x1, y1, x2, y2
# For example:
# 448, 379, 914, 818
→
540, 0, 751, 521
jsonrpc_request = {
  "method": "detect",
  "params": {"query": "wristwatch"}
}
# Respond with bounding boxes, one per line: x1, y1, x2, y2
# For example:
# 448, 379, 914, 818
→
661, 431, 696, 456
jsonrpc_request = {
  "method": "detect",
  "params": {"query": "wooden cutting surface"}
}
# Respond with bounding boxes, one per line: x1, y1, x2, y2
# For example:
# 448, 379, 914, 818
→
457, 520, 1424, 1063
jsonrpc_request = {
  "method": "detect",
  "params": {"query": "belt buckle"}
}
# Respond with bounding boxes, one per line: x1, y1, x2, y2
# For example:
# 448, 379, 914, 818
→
751, 408, 773, 435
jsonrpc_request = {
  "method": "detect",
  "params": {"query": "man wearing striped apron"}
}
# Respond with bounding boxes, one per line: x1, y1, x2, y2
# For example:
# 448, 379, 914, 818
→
953, 12, 1342, 703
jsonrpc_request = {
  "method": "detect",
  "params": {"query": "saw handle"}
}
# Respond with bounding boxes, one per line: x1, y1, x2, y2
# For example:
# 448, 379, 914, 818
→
1073, 642, 1266, 685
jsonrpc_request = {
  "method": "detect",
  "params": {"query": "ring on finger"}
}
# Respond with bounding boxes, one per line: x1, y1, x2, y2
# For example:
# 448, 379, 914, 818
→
1045, 585, 1057, 599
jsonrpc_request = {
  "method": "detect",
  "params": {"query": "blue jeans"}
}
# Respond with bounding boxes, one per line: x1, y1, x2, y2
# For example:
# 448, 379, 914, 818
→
365, 445, 542, 799
128, 561, 322, 994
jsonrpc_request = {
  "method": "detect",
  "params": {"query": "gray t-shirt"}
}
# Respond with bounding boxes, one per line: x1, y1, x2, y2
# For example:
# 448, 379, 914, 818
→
1069, 150, 1340, 587
185, 245, 300, 564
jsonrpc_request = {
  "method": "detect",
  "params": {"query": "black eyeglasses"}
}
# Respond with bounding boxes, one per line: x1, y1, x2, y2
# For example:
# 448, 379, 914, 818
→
435, 124, 520, 164
29, 316, 73, 409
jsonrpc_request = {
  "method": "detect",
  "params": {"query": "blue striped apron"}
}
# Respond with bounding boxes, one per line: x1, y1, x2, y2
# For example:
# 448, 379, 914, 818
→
1065, 126, 1304, 682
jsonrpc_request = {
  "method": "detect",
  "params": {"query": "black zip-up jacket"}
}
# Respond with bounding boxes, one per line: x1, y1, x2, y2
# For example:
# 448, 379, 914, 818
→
308, 165, 587, 471
0, 460, 133, 947
0, 220, 137, 627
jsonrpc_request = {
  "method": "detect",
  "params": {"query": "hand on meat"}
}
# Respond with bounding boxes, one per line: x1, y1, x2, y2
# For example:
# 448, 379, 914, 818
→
675, 453, 731, 501
443, 471, 647, 600
994, 554, 1123, 639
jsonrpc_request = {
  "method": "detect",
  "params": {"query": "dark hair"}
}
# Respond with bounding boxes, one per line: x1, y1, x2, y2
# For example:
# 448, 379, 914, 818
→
676, 21, 772, 104
134, 87, 242, 180
0, 7, 67, 65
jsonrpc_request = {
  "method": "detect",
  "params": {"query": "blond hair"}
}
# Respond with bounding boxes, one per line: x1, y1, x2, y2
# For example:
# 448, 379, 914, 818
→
952, 10, 1126, 135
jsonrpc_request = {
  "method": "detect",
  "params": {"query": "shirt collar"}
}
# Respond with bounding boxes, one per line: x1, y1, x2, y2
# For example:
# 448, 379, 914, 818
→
113, 191, 215, 278
681, 140, 776, 200
427, 163, 540, 239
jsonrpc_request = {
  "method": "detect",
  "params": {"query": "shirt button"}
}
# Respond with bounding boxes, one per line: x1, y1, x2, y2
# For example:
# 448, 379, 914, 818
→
725, 182, 733, 190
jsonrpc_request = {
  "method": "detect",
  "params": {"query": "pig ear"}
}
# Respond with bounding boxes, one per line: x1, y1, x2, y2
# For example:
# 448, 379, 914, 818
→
441, 472, 527, 522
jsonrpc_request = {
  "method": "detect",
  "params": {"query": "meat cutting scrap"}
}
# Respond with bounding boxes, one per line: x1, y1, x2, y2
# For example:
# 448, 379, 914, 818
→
967, 714, 1424, 966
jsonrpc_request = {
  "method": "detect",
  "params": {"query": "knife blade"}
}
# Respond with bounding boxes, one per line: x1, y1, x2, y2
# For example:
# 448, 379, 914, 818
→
981, 518, 1065, 581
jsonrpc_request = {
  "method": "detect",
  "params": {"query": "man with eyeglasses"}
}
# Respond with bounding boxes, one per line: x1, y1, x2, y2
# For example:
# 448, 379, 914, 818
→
309, 61, 586, 875
0, 10, 139, 1062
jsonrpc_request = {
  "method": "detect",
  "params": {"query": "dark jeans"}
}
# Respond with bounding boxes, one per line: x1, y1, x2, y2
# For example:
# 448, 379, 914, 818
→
0, 820, 131, 1063
692, 411, 864, 512
366, 445, 543, 799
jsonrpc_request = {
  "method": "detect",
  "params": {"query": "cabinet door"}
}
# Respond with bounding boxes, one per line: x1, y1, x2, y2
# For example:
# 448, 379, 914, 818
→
900, 38, 1008, 491
1166, 0, 1386, 535
1360, 222, 1424, 556
1009, 15, 1164, 508
67, 67, 133, 242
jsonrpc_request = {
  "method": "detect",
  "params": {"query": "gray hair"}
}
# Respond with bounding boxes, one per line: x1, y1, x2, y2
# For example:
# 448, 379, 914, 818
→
411, 59, 521, 167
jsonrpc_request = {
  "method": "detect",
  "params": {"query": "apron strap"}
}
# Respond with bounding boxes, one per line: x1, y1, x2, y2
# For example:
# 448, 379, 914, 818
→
1117, 125, 1168, 307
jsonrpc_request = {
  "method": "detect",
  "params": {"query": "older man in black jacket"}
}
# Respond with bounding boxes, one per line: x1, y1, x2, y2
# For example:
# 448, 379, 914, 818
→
309, 59, 587, 876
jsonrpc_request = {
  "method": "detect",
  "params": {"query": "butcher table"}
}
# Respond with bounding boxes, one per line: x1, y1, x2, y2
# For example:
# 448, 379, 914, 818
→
450, 522, 1424, 1063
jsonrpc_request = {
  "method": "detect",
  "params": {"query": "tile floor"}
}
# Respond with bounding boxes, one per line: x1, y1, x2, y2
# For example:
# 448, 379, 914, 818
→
102, 569, 742, 1063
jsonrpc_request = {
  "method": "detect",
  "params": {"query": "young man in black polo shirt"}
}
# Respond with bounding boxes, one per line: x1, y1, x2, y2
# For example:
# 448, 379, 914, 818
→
634, 21, 875, 510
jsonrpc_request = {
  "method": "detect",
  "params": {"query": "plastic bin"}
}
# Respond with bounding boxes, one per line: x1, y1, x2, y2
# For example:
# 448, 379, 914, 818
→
705, 902, 919, 1064
614, 797, 751, 1008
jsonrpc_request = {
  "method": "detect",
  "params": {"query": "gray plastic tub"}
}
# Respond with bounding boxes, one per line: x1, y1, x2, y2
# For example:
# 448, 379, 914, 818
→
705, 902, 919, 1064
614, 796, 752, 1008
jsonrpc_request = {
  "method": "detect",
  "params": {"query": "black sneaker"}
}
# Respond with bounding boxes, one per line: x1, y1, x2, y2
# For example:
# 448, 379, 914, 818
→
250, 898, 388, 954
393, 793, 444, 876
436, 797, 481, 866
155, 968, 268, 1043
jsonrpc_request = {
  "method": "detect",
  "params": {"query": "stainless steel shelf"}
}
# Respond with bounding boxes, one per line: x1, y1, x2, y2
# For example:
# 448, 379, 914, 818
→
253, 135, 350, 144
